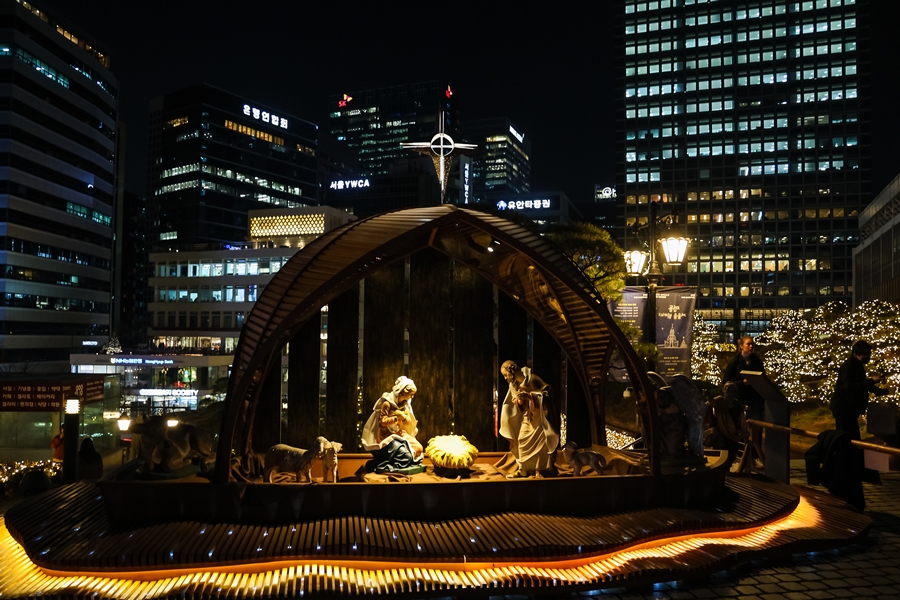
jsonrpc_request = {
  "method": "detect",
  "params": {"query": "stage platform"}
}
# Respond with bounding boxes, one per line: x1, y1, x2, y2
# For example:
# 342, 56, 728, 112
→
0, 473, 870, 598
89, 450, 729, 526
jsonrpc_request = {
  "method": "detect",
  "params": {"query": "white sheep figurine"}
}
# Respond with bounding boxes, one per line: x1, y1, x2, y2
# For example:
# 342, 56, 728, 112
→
322, 440, 343, 483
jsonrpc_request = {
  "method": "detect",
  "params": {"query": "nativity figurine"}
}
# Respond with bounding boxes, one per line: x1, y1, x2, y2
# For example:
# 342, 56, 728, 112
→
361, 376, 426, 474
499, 360, 559, 478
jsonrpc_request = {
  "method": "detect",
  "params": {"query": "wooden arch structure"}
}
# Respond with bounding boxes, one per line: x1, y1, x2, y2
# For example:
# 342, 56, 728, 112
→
215, 205, 660, 483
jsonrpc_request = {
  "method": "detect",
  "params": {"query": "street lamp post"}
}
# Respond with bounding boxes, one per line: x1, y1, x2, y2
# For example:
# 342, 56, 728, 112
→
62, 399, 80, 484
627, 199, 689, 366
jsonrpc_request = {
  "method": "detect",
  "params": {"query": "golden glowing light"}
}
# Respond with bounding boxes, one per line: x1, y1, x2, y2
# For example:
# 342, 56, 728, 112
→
249, 213, 325, 238
0, 460, 58, 485
0, 497, 829, 598
424, 435, 479, 469
606, 427, 637, 450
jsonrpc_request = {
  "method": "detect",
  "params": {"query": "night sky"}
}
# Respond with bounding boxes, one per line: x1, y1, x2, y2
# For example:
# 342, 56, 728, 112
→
37, 1, 900, 205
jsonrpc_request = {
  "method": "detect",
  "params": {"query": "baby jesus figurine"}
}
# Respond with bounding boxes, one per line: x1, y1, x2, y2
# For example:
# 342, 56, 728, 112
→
377, 398, 421, 456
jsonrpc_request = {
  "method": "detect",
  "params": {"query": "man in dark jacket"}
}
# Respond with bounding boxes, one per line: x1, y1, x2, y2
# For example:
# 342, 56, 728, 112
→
723, 336, 766, 420
830, 340, 889, 440
723, 336, 767, 465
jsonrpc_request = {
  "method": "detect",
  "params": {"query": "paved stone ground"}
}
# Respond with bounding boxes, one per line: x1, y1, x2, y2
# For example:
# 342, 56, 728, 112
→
485, 460, 900, 600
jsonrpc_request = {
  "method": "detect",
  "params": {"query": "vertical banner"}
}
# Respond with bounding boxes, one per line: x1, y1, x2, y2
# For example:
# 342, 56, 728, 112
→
653, 287, 697, 380
607, 286, 696, 382
607, 286, 649, 382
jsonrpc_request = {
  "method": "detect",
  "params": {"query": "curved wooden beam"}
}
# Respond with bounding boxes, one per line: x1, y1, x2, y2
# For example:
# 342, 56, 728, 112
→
215, 206, 660, 482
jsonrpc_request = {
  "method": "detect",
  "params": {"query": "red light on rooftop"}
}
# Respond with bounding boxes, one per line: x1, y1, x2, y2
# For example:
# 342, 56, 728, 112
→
446, 86, 453, 98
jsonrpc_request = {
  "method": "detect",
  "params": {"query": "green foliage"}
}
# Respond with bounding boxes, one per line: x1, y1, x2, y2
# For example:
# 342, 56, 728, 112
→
544, 222, 627, 301
755, 300, 900, 403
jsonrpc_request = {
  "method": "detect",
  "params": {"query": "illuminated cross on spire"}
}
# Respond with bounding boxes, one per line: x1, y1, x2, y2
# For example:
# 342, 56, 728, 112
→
402, 111, 477, 203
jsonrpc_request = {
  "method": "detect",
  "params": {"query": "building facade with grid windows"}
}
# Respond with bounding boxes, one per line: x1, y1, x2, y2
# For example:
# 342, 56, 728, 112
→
0, 1, 117, 366
461, 117, 532, 204
145, 206, 353, 355
148, 84, 318, 245
327, 80, 458, 178
617, 0, 869, 339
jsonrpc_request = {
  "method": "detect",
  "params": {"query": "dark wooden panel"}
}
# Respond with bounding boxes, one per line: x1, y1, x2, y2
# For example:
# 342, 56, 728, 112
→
251, 360, 283, 453
409, 248, 453, 444
533, 322, 562, 438
452, 263, 496, 452
324, 286, 361, 450
497, 291, 527, 371
362, 260, 405, 421
497, 291, 528, 453
566, 361, 593, 447
286, 318, 320, 448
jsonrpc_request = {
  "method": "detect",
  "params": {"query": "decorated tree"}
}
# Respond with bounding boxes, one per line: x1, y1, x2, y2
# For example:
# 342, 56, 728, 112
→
755, 301, 900, 403
104, 335, 122, 355
690, 314, 735, 387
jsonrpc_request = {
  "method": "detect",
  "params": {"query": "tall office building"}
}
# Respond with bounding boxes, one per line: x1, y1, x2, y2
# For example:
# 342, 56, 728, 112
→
0, 1, 117, 365
148, 84, 318, 245
461, 117, 532, 204
618, 0, 869, 338
327, 80, 458, 177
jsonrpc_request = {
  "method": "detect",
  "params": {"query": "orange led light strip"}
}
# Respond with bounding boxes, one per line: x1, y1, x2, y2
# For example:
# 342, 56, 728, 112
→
0, 498, 823, 598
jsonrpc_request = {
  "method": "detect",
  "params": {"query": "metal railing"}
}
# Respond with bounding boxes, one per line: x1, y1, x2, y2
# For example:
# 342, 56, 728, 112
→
747, 419, 900, 457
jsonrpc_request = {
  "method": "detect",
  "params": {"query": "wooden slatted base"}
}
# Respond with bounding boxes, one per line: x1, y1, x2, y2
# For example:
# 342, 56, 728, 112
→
0, 477, 870, 598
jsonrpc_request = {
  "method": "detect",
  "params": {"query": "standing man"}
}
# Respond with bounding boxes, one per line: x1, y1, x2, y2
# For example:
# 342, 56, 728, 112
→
723, 336, 766, 463
831, 340, 889, 440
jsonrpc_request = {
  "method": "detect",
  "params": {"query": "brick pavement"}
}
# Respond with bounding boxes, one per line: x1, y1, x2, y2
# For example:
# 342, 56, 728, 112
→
486, 460, 900, 600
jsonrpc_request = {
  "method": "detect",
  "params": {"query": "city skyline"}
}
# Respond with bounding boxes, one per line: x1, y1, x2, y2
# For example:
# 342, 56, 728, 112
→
619, 0, 872, 340
23, 1, 625, 204
34, 2, 900, 207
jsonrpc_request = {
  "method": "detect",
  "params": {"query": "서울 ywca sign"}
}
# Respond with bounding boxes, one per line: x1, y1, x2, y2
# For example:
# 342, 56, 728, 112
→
497, 199, 552, 211
330, 178, 371, 191
242, 105, 288, 129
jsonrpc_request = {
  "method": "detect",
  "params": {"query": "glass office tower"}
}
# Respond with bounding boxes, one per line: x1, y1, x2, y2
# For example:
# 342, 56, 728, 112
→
461, 117, 532, 204
148, 84, 318, 245
0, 1, 117, 365
327, 80, 457, 178
617, 0, 869, 339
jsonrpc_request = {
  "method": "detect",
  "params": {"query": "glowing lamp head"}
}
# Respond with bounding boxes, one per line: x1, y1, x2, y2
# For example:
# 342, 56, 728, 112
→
116, 414, 131, 431
660, 236, 689, 265
65, 399, 80, 415
166, 418, 179, 428
624, 250, 649, 276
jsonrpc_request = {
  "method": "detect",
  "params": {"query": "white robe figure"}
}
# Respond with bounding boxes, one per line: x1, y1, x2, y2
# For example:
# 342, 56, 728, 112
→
499, 366, 559, 475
